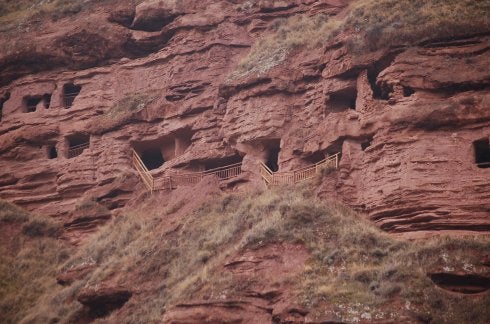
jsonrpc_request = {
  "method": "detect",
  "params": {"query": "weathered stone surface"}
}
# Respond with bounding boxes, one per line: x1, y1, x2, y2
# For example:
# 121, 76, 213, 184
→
77, 285, 132, 317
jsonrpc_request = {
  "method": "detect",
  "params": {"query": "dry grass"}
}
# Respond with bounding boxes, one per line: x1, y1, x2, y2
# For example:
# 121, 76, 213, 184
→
228, 14, 340, 80
13, 186, 490, 323
88, 91, 158, 135
0, 200, 71, 324
343, 0, 490, 52
230, 0, 490, 79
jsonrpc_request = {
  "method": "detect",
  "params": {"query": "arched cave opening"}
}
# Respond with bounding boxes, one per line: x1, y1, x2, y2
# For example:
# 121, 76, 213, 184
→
204, 155, 243, 171
66, 133, 90, 158
327, 88, 357, 112
265, 139, 281, 172
63, 83, 81, 108
473, 138, 490, 168
0, 92, 10, 121
47, 145, 58, 159
141, 149, 165, 170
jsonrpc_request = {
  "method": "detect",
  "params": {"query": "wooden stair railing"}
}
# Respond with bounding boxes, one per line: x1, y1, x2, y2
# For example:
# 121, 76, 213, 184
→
260, 152, 340, 186
170, 162, 244, 188
67, 142, 90, 158
131, 148, 155, 193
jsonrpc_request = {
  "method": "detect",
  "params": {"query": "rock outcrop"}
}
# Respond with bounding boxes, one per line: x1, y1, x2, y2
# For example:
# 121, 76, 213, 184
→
0, 0, 488, 241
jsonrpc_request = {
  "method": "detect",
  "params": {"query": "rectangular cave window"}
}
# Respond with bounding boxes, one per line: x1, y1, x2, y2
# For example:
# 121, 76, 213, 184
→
327, 88, 357, 112
203, 155, 243, 179
23, 96, 42, 113
66, 133, 90, 158
63, 83, 81, 108
473, 138, 490, 168
47, 145, 58, 159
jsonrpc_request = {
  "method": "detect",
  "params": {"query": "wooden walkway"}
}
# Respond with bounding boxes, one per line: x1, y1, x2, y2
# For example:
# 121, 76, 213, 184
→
131, 149, 243, 193
260, 153, 339, 186
131, 149, 339, 193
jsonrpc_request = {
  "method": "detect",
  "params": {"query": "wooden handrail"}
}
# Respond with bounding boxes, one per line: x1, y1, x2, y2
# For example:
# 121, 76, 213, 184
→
130, 150, 339, 194
131, 149, 154, 193
67, 142, 90, 158
261, 152, 340, 186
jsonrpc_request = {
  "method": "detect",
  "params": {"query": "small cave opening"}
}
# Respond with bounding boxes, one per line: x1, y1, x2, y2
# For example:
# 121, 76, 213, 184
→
403, 86, 415, 97
47, 145, 58, 159
361, 135, 374, 151
264, 139, 281, 172
327, 88, 357, 112
63, 83, 81, 108
23, 96, 42, 113
428, 272, 490, 294
66, 133, 90, 158
473, 138, 490, 168
305, 151, 327, 164
141, 149, 165, 170
204, 155, 243, 171
131, 13, 178, 32
0, 92, 10, 121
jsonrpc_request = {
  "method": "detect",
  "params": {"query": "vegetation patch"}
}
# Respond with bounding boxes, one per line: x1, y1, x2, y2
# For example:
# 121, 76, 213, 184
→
230, 0, 490, 79
88, 91, 158, 135
228, 14, 340, 80
17, 184, 490, 323
0, 200, 71, 324
343, 0, 490, 52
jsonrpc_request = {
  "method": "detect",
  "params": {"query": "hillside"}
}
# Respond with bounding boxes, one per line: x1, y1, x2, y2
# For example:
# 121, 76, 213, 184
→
0, 0, 489, 322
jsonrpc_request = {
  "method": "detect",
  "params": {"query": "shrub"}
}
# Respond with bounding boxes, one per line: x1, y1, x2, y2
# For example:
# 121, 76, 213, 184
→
0, 199, 29, 223
229, 0, 490, 79
88, 91, 158, 134
228, 14, 340, 80
342, 0, 490, 52
22, 219, 61, 238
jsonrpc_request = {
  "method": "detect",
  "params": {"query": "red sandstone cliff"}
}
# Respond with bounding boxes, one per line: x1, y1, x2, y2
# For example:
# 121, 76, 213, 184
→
0, 0, 488, 239
1, 1, 490, 323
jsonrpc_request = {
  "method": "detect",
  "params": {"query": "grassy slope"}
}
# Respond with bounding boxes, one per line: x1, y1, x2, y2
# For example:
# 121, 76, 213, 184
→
0, 200, 72, 324
231, 0, 490, 79
16, 181, 490, 323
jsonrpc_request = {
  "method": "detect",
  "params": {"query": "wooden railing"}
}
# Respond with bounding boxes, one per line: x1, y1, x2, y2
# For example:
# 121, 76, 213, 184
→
260, 153, 340, 186
131, 150, 243, 192
64, 93, 79, 108
168, 162, 243, 188
67, 142, 90, 158
131, 150, 339, 193
131, 149, 155, 193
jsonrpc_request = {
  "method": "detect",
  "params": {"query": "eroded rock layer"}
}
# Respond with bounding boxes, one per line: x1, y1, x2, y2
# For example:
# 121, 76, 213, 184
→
0, 0, 488, 236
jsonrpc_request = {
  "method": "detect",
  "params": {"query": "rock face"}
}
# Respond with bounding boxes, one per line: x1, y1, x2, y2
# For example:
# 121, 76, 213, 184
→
0, 0, 489, 238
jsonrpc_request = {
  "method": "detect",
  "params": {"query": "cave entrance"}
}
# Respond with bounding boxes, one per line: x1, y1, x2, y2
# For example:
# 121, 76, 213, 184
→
23, 96, 41, 112
328, 88, 357, 112
204, 155, 243, 171
47, 145, 58, 159
66, 133, 90, 158
141, 149, 165, 170
0, 92, 10, 121
63, 83, 81, 108
265, 139, 281, 172
473, 138, 490, 168
23, 94, 52, 112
